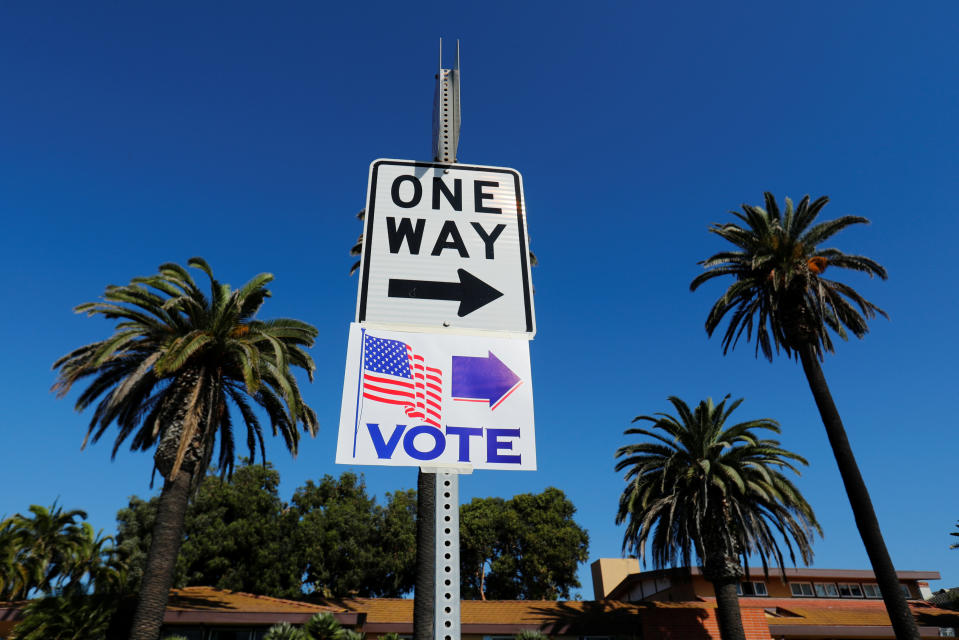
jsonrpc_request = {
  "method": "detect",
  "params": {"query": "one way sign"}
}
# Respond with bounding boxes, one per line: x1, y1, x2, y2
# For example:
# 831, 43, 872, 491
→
355, 159, 535, 337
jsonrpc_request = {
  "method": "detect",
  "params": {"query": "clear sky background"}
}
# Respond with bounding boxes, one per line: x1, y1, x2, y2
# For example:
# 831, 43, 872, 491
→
1, 2, 956, 598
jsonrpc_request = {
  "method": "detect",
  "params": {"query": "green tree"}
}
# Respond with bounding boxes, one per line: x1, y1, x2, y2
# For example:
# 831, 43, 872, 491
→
460, 497, 506, 600
0, 503, 96, 599
3, 505, 129, 640
117, 467, 416, 599
114, 495, 160, 595
53, 258, 319, 640
690, 193, 917, 639
461, 488, 588, 600
14, 591, 118, 640
293, 473, 416, 597
176, 462, 302, 597
615, 396, 820, 640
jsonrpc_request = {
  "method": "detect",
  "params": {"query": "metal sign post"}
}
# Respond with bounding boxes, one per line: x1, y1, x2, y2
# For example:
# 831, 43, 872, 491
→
433, 39, 460, 164
415, 39, 463, 640
433, 470, 461, 640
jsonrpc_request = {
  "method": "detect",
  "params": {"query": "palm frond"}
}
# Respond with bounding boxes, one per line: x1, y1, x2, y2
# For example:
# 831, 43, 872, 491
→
615, 396, 819, 581
692, 193, 887, 360
53, 258, 319, 486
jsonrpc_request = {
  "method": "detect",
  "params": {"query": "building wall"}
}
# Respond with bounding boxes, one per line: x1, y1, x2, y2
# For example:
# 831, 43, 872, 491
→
684, 572, 920, 601
641, 579, 698, 602
592, 559, 641, 599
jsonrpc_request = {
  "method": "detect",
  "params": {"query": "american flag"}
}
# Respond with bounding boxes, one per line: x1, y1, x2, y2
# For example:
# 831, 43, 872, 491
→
362, 334, 443, 429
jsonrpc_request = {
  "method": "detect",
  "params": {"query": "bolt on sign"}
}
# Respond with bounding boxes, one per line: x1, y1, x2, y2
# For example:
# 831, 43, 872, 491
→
355, 159, 535, 337
336, 323, 536, 470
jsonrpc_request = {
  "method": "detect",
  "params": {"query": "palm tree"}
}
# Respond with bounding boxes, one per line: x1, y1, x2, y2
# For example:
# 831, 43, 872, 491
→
3, 504, 129, 640
690, 193, 918, 639
14, 591, 118, 640
53, 258, 319, 640
615, 396, 820, 640
950, 522, 958, 550
0, 503, 91, 599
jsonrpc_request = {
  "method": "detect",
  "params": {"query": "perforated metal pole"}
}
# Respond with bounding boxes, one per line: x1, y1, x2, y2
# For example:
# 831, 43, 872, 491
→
433, 39, 461, 163
434, 471, 461, 640
414, 39, 465, 640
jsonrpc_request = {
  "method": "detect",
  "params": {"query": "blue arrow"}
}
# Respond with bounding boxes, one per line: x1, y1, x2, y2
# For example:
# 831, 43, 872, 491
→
451, 351, 522, 409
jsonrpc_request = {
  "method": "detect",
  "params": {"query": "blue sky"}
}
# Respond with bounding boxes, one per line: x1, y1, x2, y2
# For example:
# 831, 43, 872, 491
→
1, 2, 957, 598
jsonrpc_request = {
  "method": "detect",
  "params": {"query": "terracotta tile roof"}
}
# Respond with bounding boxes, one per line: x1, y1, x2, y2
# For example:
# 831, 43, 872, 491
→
313, 597, 659, 623
166, 586, 345, 614
317, 598, 412, 624
162, 587, 365, 627
310, 598, 656, 634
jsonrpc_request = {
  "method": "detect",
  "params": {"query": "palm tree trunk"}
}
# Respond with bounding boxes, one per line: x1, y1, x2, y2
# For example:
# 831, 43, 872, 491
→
798, 344, 919, 640
128, 469, 193, 640
711, 578, 747, 640
413, 470, 435, 640
703, 548, 746, 640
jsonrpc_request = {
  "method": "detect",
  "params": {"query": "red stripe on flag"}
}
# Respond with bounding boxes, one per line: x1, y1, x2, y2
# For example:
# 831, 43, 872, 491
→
364, 393, 414, 406
363, 374, 414, 389
362, 383, 415, 399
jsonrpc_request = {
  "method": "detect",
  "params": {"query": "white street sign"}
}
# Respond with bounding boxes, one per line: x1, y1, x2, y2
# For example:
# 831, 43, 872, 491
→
336, 323, 536, 470
355, 159, 535, 337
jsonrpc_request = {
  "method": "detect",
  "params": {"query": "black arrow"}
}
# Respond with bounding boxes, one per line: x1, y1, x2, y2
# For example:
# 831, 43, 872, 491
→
388, 268, 503, 317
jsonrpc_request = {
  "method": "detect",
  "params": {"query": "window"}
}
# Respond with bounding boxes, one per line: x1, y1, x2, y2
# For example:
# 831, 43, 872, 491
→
737, 581, 768, 596
814, 582, 839, 597
790, 582, 814, 597
863, 583, 882, 598
838, 583, 864, 598
902, 585, 913, 599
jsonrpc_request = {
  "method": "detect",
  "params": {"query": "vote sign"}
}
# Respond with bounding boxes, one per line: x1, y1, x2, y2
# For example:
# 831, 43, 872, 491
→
336, 323, 536, 470
355, 159, 535, 337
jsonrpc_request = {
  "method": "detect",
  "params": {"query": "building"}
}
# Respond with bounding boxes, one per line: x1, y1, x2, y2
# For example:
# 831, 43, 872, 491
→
590, 558, 959, 640
591, 559, 938, 602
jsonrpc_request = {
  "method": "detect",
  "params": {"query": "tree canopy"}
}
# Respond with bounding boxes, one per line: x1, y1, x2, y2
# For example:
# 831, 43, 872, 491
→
0, 503, 129, 640
116, 465, 587, 600
460, 487, 589, 600
117, 465, 417, 598
690, 193, 887, 361
293, 472, 416, 598
615, 396, 819, 576
0, 503, 124, 600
